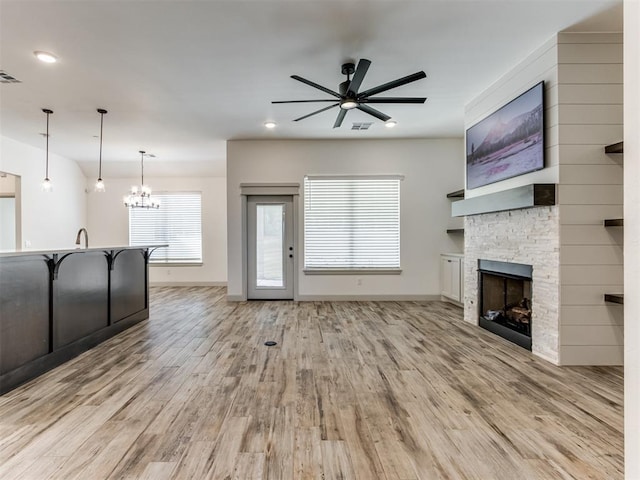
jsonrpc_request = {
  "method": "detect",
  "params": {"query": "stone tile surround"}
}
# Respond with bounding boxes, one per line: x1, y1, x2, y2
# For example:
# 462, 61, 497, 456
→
464, 206, 560, 363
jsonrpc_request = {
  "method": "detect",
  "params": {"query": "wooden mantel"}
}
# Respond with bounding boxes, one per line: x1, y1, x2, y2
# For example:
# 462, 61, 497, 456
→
451, 184, 556, 217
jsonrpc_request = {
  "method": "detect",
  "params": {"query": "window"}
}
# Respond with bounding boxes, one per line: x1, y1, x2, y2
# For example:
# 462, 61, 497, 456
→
304, 175, 401, 271
129, 192, 202, 264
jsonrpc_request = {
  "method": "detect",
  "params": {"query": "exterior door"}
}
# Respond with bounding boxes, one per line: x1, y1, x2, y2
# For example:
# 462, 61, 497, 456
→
247, 195, 294, 300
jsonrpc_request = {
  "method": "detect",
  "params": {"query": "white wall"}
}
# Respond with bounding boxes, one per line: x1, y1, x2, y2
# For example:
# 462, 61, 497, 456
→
0, 174, 16, 250
87, 176, 227, 285
227, 138, 464, 300
624, 0, 640, 476
0, 136, 87, 250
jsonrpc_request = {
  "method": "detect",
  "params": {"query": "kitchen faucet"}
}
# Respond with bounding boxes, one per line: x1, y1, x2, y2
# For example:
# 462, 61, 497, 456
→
75, 228, 89, 248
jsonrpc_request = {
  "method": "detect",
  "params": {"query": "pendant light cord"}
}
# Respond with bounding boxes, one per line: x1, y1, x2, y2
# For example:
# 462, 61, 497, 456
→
98, 112, 104, 179
42, 108, 53, 180
140, 150, 145, 186
45, 111, 50, 178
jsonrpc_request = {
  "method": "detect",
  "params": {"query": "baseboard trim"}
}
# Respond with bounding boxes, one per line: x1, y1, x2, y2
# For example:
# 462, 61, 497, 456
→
225, 294, 442, 302
440, 296, 463, 308
533, 350, 560, 366
149, 281, 227, 287
226, 295, 246, 302
295, 294, 441, 301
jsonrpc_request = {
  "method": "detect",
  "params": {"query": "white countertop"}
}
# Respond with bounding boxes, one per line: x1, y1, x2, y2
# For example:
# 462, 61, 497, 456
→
0, 245, 167, 258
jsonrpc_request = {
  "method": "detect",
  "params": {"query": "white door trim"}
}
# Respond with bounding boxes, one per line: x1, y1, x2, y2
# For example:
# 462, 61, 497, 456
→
240, 184, 299, 301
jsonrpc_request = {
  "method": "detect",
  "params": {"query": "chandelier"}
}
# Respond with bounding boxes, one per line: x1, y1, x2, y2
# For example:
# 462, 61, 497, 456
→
123, 150, 160, 209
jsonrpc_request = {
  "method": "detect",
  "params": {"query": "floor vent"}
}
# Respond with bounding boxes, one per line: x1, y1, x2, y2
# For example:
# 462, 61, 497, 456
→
351, 122, 373, 131
0, 70, 21, 83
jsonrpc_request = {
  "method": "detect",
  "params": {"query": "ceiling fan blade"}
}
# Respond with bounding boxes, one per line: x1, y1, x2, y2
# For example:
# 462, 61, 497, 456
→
273, 99, 339, 104
357, 71, 427, 99
362, 97, 427, 104
291, 75, 341, 98
333, 109, 347, 128
356, 104, 391, 122
293, 103, 339, 122
347, 58, 371, 97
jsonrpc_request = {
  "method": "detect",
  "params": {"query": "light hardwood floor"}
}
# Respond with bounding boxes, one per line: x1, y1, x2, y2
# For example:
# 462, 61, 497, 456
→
0, 287, 623, 479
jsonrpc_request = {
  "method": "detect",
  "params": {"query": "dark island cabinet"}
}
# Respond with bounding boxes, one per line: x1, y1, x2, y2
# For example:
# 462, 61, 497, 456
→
0, 245, 163, 394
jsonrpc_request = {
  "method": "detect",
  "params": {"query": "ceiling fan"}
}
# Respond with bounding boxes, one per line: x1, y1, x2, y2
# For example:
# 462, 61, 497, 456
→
272, 58, 427, 128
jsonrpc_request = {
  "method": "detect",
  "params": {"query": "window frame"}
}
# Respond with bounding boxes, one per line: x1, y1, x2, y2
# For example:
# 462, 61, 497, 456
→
128, 191, 203, 265
303, 175, 402, 275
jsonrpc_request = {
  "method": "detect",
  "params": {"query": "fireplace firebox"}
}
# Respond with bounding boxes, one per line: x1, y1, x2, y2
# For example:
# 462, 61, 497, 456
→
478, 259, 533, 351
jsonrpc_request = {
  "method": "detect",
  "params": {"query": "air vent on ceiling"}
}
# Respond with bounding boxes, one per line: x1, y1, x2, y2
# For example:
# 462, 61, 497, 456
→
351, 122, 373, 131
0, 70, 21, 83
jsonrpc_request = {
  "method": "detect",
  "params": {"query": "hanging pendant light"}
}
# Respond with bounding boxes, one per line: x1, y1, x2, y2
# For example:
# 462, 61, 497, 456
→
95, 108, 107, 192
123, 150, 160, 209
41, 108, 53, 192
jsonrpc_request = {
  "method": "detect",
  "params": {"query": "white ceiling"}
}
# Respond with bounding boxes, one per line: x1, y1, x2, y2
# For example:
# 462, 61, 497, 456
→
0, 0, 622, 178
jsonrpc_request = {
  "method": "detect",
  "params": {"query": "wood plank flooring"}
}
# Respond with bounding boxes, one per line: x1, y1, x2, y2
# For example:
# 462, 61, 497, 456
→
0, 287, 623, 479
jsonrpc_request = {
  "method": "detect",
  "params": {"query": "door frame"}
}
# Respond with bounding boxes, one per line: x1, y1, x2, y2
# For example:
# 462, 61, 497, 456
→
240, 183, 300, 301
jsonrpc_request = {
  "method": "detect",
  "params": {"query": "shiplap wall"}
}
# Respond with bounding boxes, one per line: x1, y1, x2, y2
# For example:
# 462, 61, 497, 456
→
464, 33, 623, 365
557, 33, 624, 365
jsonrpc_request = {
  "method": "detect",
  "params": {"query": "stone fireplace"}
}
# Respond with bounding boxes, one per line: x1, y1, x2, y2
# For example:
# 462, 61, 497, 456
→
464, 205, 560, 363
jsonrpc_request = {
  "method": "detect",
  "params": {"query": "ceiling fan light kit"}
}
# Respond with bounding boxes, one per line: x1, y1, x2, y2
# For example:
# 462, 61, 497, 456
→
272, 58, 427, 128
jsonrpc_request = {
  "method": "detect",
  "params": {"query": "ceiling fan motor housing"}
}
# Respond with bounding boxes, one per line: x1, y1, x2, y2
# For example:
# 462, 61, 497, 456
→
341, 62, 356, 76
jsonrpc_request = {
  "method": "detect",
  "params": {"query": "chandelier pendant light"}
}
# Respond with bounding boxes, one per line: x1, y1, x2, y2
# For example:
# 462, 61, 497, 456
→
41, 108, 53, 192
123, 150, 160, 209
95, 108, 107, 192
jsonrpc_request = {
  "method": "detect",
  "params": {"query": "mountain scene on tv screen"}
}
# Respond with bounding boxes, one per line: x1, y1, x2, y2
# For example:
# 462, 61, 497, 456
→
467, 103, 543, 189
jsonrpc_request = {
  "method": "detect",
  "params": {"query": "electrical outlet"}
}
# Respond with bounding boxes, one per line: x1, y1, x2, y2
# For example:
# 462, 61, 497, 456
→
24, 240, 31, 248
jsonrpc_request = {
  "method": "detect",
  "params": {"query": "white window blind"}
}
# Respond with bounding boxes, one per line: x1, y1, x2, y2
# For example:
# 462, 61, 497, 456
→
129, 192, 202, 263
304, 176, 401, 270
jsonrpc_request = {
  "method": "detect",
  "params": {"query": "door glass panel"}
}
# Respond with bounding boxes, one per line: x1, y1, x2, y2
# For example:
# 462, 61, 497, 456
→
256, 204, 284, 287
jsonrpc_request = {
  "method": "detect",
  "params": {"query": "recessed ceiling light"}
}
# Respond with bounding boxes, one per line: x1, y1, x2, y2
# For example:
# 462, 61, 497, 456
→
385, 120, 397, 128
264, 121, 277, 129
34, 51, 58, 63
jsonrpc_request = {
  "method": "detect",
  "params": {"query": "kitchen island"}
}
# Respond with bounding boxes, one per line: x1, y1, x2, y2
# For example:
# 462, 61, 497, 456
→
0, 245, 165, 394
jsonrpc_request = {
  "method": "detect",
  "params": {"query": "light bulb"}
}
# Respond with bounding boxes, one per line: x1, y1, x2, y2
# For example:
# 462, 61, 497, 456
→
42, 177, 53, 192
95, 178, 105, 192
264, 121, 277, 129
385, 120, 397, 128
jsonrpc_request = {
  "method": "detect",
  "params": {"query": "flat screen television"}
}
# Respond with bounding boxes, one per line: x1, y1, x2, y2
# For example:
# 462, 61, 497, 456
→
466, 81, 544, 189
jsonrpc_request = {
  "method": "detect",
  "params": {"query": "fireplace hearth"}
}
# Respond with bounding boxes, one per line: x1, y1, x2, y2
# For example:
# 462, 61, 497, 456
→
478, 259, 533, 351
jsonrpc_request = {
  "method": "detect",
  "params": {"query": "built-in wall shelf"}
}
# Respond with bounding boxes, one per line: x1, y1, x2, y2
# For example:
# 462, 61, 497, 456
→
446, 189, 465, 199
604, 293, 624, 304
604, 142, 624, 154
446, 228, 464, 234
451, 183, 556, 217
604, 218, 624, 227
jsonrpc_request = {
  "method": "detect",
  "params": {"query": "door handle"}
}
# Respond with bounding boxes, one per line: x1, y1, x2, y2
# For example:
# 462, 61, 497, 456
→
289, 247, 293, 251
289, 254, 293, 258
